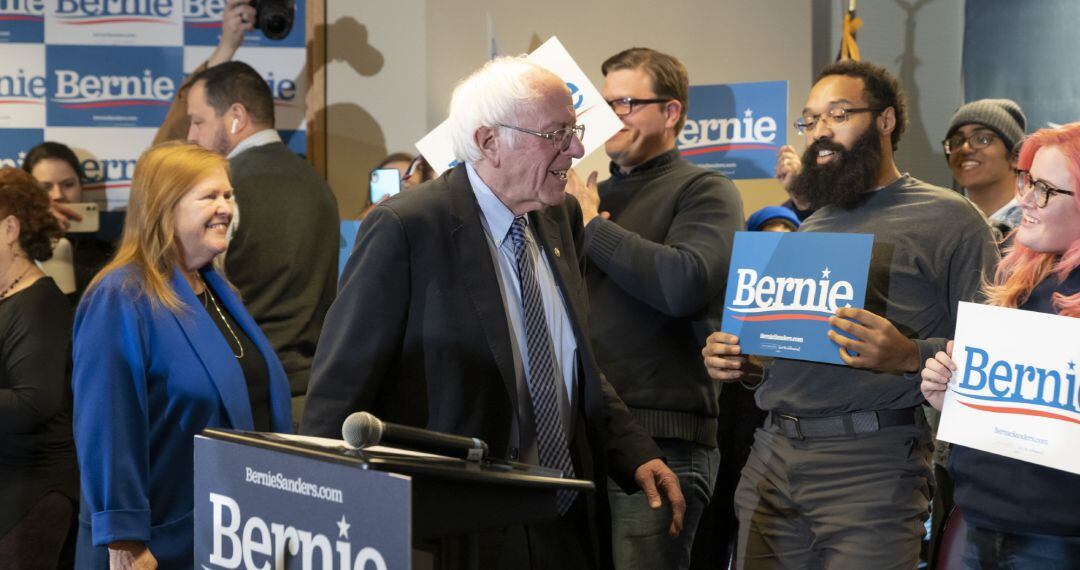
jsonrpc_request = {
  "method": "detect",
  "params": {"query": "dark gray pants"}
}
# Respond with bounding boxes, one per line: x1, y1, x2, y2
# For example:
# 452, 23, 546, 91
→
734, 416, 933, 569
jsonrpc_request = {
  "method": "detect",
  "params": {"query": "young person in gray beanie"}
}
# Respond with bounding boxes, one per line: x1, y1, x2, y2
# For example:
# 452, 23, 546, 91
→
943, 98, 1027, 233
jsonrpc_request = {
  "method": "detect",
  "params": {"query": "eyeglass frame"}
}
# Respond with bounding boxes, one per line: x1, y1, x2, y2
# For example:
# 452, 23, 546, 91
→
1015, 169, 1076, 208
496, 123, 585, 152
605, 97, 672, 117
942, 130, 998, 156
794, 107, 883, 134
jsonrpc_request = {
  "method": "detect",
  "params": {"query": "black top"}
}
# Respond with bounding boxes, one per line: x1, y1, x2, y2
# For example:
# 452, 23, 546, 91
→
0, 277, 78, 536
951, 266, 1080, 536
584, 149, 744, 446
69, 234, 115, 304
780, 198, 816, 222
200, 286, 271, 432
226, 142, 339, 396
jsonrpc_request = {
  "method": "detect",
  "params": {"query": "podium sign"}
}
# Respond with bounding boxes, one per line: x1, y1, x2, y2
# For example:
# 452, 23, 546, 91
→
194, 435, 411, 569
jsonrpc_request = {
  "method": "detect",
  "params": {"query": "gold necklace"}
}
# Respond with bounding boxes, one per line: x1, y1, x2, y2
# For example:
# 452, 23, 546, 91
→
198, 277, 245, 359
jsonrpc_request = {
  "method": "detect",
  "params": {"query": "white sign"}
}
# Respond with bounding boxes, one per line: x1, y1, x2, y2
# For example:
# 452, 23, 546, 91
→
938, 302, 1080, 474
415, 36, 623, 175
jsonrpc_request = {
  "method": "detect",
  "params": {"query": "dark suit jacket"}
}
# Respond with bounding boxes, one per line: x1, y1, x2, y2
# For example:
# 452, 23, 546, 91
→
302, 164, 661, 565
227, 141, 339, 396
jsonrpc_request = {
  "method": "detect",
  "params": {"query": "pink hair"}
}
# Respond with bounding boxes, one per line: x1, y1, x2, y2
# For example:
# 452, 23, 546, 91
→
985, 122, 1080, 316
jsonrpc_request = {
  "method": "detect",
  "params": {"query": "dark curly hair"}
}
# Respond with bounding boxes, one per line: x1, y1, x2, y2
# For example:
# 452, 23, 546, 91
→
0, 167, 62, 262
816, 60, 908, 151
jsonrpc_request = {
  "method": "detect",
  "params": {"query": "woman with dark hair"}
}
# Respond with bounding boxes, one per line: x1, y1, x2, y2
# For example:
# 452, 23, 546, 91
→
921, 123, 1080, 568
0, 167, 79, 567
73, 142, 292, 568
22, 141, 115, 302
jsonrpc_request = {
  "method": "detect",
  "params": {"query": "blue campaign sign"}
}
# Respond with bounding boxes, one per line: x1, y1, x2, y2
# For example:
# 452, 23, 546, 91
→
281, 129, 306, 156
0, 128, 42, 168
195, 435, 410, 569
720, 231, 873, 365
185, 0, 306, 48
46, 45, 182, 127
0, 0, 45, 43
677, 80, 787, 180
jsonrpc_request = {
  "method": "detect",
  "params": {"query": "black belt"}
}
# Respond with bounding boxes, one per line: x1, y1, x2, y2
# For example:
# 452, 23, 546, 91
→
769, 408, 918, 440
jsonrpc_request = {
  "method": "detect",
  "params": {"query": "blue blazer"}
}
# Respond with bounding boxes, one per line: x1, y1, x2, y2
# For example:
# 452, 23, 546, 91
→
72, 266, 292, 568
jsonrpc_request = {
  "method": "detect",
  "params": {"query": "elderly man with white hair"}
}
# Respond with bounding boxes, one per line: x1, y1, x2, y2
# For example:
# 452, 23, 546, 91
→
302, 56, 684, 568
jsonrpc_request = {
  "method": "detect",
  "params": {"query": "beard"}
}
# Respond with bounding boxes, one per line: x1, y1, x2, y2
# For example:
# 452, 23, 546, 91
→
791, 123, 884, 210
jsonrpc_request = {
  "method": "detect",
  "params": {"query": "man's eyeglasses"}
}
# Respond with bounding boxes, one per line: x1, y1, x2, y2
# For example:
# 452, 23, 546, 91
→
1016, 169, 1076, 208
943, 131, 997, 155
795, 107, 882, 134
605, 97, 671, 117
497, 123, 585, 152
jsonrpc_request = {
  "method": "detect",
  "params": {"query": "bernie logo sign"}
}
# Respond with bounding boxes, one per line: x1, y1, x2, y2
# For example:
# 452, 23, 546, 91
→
954, 347, 1080, 424
727, 265, 856, 323
0, 0, 45, 42
52, 68, 174, 109
720, 231, 873, 365
0, 69, 46, 104
677, 80, 787, 180
55, 0, 174, 25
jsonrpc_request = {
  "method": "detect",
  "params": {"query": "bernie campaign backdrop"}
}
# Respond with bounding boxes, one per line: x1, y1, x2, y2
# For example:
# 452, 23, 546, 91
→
0, 0, 307, 212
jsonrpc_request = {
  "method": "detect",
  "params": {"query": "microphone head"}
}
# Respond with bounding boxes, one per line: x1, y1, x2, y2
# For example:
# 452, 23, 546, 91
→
341, 411, 384, 448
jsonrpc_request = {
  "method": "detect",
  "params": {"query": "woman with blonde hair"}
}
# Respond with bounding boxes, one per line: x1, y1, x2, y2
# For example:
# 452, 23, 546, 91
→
921, 123, 1080, 568
73, 142, 292, 568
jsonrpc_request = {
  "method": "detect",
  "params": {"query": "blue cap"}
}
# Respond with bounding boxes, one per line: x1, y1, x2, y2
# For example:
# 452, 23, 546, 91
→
747, 206, 800, 232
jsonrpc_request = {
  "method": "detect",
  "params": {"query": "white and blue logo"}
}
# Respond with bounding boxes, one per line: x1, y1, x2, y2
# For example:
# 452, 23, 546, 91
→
0, 0, 45, 43
0, 128, 42, 168
184, 0, 305, 48
954, 348, 1079, 422
721, 231, 873, 365
54, 0, 174, 25
678, 80, 787, 180
47, 45, 182, 127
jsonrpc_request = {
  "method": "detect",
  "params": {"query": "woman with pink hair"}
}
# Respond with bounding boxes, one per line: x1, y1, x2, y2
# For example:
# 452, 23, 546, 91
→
921, 123, 1080, 568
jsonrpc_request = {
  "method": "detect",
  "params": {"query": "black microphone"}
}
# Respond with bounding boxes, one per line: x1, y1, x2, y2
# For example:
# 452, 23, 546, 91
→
341, 411, 489, 462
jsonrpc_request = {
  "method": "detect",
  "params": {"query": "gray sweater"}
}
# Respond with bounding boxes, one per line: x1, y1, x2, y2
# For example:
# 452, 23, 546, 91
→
757, 174, 999, 415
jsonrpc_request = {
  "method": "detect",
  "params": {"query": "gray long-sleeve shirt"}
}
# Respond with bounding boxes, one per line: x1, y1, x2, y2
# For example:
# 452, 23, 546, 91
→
757, 174, 1000, 416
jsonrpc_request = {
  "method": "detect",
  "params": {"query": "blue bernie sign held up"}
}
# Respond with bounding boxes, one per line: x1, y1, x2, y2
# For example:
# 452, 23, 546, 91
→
720, 231, 874, 365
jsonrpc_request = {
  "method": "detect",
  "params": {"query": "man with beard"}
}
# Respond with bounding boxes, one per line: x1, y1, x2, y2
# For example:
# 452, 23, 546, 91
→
186, 61, 339, 425
701, 60, 999, 569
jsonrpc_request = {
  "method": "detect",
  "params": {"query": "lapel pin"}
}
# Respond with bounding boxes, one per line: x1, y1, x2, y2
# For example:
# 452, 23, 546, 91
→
553, 247, 561, 258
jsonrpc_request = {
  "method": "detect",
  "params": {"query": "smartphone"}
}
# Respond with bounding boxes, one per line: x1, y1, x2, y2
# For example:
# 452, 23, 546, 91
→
369, 168, 401, 204
64, 202, 100, 234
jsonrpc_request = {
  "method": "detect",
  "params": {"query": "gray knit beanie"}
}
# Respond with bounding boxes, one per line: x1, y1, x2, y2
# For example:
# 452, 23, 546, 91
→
945, 98, 1027, 152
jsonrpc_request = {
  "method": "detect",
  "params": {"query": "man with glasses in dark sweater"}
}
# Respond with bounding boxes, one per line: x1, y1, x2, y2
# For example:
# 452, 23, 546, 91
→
565, 47, 744, 570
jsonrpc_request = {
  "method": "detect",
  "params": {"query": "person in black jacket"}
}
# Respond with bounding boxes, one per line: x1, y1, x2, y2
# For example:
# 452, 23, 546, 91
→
921, 123, 1080, 568
565, 47, 744, 570
302, 56, 684, 569
0, 167, 78, 567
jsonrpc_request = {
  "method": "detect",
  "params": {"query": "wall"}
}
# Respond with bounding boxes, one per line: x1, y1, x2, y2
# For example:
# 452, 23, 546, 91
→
326, 0, 814, 218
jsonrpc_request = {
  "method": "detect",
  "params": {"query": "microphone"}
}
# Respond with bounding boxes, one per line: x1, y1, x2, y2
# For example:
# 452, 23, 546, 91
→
341, 411, 489, 462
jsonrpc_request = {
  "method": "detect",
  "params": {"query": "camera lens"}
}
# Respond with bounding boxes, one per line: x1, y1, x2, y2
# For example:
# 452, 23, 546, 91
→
254, 0, 294, 41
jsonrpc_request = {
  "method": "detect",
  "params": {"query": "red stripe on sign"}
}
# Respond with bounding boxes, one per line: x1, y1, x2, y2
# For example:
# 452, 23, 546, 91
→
731, 314, 831, 322
186, 22, 222, 28
60, 100, 168, 109
681, 144, 779, 156
64, 18, 171, 25
0, 15, 44, 21
959, 401, 1080, 425
0, 100, 43, 105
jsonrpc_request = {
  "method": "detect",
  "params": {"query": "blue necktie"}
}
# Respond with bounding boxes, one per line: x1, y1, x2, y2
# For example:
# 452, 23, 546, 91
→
508, 216, 577, 515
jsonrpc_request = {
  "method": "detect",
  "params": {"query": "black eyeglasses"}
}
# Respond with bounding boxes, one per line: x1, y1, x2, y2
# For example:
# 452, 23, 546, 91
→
1016, 170, 1076, 208
943, 131, 997, 155
497, 123, 585, 152
795, 107, 882, 134
605, 97, 671, 117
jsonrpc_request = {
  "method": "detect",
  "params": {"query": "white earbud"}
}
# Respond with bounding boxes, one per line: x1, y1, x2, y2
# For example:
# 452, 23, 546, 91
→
231, 119, 239, 134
